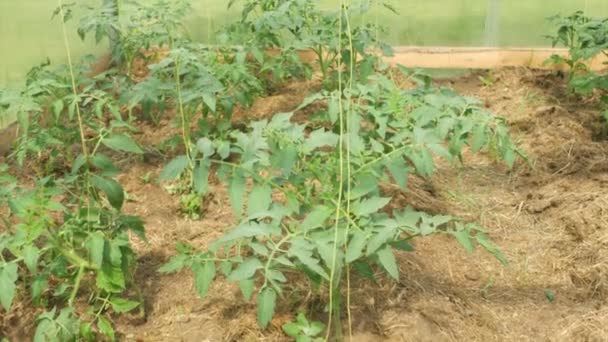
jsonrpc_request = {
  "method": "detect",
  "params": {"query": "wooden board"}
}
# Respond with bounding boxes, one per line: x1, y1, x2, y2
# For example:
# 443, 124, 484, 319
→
384, 47, 608, 71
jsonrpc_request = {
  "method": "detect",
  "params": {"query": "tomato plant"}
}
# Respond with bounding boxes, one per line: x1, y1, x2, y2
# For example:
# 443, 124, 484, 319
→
159, 3, 524, 339
79, 0, 191, 74
1, 3, 147, 340
546, 11, 608, 119
161, 72, 521, 329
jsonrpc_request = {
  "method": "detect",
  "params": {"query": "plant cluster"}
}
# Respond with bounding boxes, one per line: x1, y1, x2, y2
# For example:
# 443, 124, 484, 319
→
1, 2, 148, 341
0, 0, 525, 340
546, 11, 608, 119
158, 0, 523, 338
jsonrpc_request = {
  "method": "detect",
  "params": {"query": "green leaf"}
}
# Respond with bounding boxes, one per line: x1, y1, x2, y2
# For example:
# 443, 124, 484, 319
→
289, 245, 329, 280
502, 147, 516, 169
428, 143, 453, 160
120, 215, 147, 242
219, 222, 279, 243
159, 155, 190, 181
257, 287, 277, 329
91, 154, 120, 177
228, 170, 246, 218
376, 246, 399, 280
80, 323, 95, 341
90, 175, 125, 210
193, 160, 210, 194
31, 275, 48, 303
34, 311, 54, 342
268, 269, 287, 283
345, 232, 368, 263
217, 140, 231, 159
303, 129, 339, 152
193, 260, 216, 298
202, 93, 217, 113
476, 233, 508, 266
34, 307, 78, 342
306, 320, 325, 337
352, 197, 391, 216
386, 155, 408, 189
452, 229, 475, 253
471, 123, 488, 153
0, 263, 18, 311
227, 258, 263, 282
327, 96, 339, 124
271, 144, 298, 176
52, 99, 64, 118
300, 206, 332, 232
197, 137, 215, 157
102, 134, 143, 154
250, 242, 269, 256
23, 245, 40, 273
71, 154, 87, 175
274, 255, 295, 268
240, 278, 255, 301
315, 240, 341, 276
544, 289, 555, 303
86, 231, 105, 268
349, 173, 379, 200
408, 148, 435, 177
390, 239, 415, 252
282, 322, 301, 337
109, 298, 140, 313
96, 262, 126, 293
352, 260, 375, 280
248, 185, 272, 217
158, 254, 189, 273
97, 316, 115, 341
220, 260, 232, 277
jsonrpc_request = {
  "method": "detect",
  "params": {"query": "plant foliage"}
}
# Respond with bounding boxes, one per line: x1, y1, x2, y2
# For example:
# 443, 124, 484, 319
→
159, 1, 524, 335
546, 11, 608, 117
0, 0, 526, 339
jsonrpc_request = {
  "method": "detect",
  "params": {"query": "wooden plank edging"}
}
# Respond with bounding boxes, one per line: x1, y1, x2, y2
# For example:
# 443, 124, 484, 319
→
385, 47, 607, 71
284, 46, 607, 71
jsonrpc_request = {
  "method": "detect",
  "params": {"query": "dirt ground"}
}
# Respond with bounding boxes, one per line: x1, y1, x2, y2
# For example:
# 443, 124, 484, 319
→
3, 67, 608, 341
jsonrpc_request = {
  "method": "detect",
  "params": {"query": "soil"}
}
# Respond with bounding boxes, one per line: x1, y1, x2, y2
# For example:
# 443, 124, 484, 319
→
3, 67, 608, 341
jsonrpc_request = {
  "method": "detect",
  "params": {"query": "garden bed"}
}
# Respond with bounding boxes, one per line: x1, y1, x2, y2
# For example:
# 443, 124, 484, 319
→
5, 67, 605, 342
2, 2, 608, 341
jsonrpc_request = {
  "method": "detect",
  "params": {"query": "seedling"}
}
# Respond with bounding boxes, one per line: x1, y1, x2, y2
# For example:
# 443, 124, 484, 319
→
282, 313, 325, 342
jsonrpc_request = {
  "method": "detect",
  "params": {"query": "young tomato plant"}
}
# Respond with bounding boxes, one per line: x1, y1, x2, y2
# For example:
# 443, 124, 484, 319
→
546, 11, 608, 117
155, 0, 397, 220
79, 0, 191, 74
158, 1, 525, 339
9, 58, 144, 172
161, 74, 522, 333
0, 3, 148, 340
282, 313, 326, 342
151, 43, 264, 219
0, 146, 146, 340
224, 0, 395, 89
222, 0, 316, 88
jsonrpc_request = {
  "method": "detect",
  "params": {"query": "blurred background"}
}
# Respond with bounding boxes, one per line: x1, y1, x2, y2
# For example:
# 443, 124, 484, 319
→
1, 0, 608, 89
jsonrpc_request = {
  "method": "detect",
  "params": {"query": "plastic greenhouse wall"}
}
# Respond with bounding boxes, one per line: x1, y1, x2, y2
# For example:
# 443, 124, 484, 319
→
1, 0, 608, 90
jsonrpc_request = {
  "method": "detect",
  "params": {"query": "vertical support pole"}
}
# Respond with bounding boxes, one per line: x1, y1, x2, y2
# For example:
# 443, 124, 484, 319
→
484, 0, 500, 47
